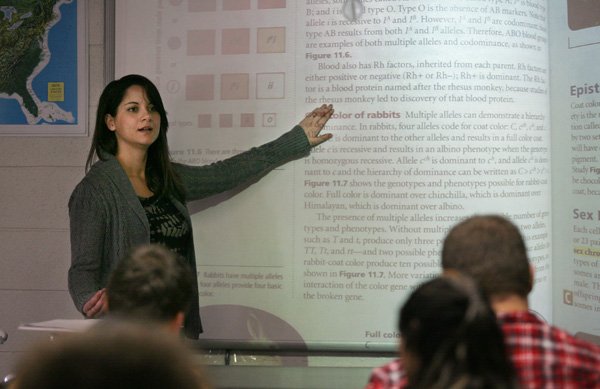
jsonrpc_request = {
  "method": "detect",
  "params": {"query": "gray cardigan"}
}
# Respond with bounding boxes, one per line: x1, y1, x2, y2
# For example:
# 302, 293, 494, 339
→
68, 126, 311, 338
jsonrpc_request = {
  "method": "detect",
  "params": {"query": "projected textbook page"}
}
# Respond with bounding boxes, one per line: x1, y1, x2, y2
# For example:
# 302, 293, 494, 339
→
550, 0, 600, 340
115, 0, 599, 350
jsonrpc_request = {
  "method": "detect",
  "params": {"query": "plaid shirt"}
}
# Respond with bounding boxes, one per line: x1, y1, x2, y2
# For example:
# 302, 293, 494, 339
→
365, 311, 600, 389
364, 358, 407, 389
499, 310, 600, 389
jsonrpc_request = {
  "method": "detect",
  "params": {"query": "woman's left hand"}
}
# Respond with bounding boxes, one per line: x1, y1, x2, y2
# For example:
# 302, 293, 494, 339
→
299, 104, 334, 147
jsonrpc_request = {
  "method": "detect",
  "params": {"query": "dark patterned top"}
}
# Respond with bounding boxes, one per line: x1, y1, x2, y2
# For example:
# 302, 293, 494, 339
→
139, 194, 190, 258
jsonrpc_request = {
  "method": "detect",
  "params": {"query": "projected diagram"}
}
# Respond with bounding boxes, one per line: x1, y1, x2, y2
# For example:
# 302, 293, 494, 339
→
173, 1, 287, 129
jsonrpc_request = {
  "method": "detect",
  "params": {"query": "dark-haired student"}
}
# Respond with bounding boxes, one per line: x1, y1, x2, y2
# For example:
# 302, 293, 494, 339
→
366, 214, 600, 389
397, 274, 517, 389
68, 74, 334, 339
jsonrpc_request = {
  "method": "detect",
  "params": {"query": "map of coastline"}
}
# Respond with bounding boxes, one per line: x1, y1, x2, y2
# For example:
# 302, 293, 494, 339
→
0, 0, 77, 126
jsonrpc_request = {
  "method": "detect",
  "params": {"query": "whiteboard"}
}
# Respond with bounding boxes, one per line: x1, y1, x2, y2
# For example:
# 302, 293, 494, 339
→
115, 0, 558, 351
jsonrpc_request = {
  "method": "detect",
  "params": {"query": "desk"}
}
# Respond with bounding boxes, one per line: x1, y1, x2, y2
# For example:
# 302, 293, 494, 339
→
18, 319, 99, 333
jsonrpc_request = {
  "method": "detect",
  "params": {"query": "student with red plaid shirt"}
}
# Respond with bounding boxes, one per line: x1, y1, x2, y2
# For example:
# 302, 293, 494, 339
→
366, 215, 600, 389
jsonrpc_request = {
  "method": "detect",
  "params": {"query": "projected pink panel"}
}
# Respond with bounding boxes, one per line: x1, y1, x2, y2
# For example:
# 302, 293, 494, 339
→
188, 0, 216, 12
186, 75, 214, 100
222, 28, 250, 55
223, 0, 251, 10
197, 114, 212, 128
219, 114, 233, 128
241, 113, 255, 128
187, 30, 216, 55
258, 0, 286, 9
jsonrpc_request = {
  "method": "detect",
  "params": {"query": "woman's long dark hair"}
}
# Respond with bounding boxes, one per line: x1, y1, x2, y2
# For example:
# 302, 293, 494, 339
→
86, 74, 185, 201
399, 275, 517, 389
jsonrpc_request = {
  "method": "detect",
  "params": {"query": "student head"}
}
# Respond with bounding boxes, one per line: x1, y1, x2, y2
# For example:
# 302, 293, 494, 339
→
106, 244, 194, 333
399, 274, 516, 389
441, 214, 532, 301
13, 321, 211, 389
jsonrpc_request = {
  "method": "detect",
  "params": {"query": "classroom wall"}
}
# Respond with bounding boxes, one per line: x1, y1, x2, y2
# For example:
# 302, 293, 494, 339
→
0, 0, 106, 378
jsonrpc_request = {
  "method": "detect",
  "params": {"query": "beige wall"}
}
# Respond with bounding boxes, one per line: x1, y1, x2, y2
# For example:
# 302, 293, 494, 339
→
0, 0, 106, 377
